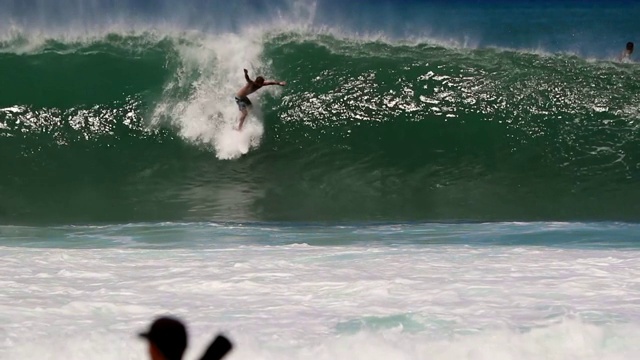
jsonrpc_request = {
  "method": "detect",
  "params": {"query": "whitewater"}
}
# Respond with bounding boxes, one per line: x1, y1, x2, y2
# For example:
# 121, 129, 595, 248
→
2, 222, 640, 360
2, 0, 640, 359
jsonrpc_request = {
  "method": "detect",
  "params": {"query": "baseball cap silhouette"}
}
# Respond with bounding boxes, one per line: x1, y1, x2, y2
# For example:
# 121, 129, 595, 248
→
139, 316, 188, 360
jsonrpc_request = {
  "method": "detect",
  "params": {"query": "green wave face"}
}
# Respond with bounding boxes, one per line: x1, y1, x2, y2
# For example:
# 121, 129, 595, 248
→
1, 33, 640, 224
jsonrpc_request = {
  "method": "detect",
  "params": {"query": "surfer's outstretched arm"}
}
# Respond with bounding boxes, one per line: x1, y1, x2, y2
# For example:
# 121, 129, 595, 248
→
262, 80, 287, 86
243, 69, 252, 83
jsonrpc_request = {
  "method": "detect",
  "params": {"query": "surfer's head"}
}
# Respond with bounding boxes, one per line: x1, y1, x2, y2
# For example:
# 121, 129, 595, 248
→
255, 76, 265, 86
626, 42, 634, 53
139, 317, 188, 360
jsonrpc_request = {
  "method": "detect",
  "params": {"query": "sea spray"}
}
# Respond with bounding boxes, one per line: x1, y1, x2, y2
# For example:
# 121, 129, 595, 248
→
150, 31, 279, 159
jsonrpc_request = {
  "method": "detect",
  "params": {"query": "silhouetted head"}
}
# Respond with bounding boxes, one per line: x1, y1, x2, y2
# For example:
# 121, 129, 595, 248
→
139, 317, 188, 360
626, 42, 634, 53
255, 76, 265, 86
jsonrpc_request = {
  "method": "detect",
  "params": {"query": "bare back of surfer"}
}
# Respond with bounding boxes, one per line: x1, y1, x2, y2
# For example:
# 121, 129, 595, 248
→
235, 69, 286, 130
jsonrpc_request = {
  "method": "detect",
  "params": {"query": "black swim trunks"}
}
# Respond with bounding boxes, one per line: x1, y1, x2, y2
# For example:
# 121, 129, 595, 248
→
234, 96, 252, 111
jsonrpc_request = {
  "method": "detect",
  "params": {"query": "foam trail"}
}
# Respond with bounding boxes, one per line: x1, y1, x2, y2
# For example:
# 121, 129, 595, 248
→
215, 119, 265, 160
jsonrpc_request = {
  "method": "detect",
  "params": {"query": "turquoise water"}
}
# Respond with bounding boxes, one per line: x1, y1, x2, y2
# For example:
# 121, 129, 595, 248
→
1, 222, 639, 249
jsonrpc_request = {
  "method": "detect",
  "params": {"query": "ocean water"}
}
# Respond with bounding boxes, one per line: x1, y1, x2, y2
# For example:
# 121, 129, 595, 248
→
1, 0, 640, 359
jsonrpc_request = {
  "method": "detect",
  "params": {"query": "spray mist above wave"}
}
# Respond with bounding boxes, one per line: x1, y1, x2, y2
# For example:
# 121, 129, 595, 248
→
0, 0, 317, 31
3, 0, 639, 58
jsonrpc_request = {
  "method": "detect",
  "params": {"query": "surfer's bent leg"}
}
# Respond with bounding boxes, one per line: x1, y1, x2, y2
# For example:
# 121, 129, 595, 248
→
235, 96, 252, 130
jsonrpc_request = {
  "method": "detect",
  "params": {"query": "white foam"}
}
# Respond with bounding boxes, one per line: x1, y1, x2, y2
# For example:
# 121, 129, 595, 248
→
214, 120, 264, 160
2, 240, 640, 359
148, 30, 283, 160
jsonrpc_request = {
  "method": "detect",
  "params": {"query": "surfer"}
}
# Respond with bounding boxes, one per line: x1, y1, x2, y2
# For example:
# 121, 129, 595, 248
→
619, 42, 634, 61
235, 68, 286, 130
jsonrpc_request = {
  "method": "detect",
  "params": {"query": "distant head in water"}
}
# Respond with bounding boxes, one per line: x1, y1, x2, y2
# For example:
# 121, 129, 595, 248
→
620, 41, 634, 61
255, 76, 265, 86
